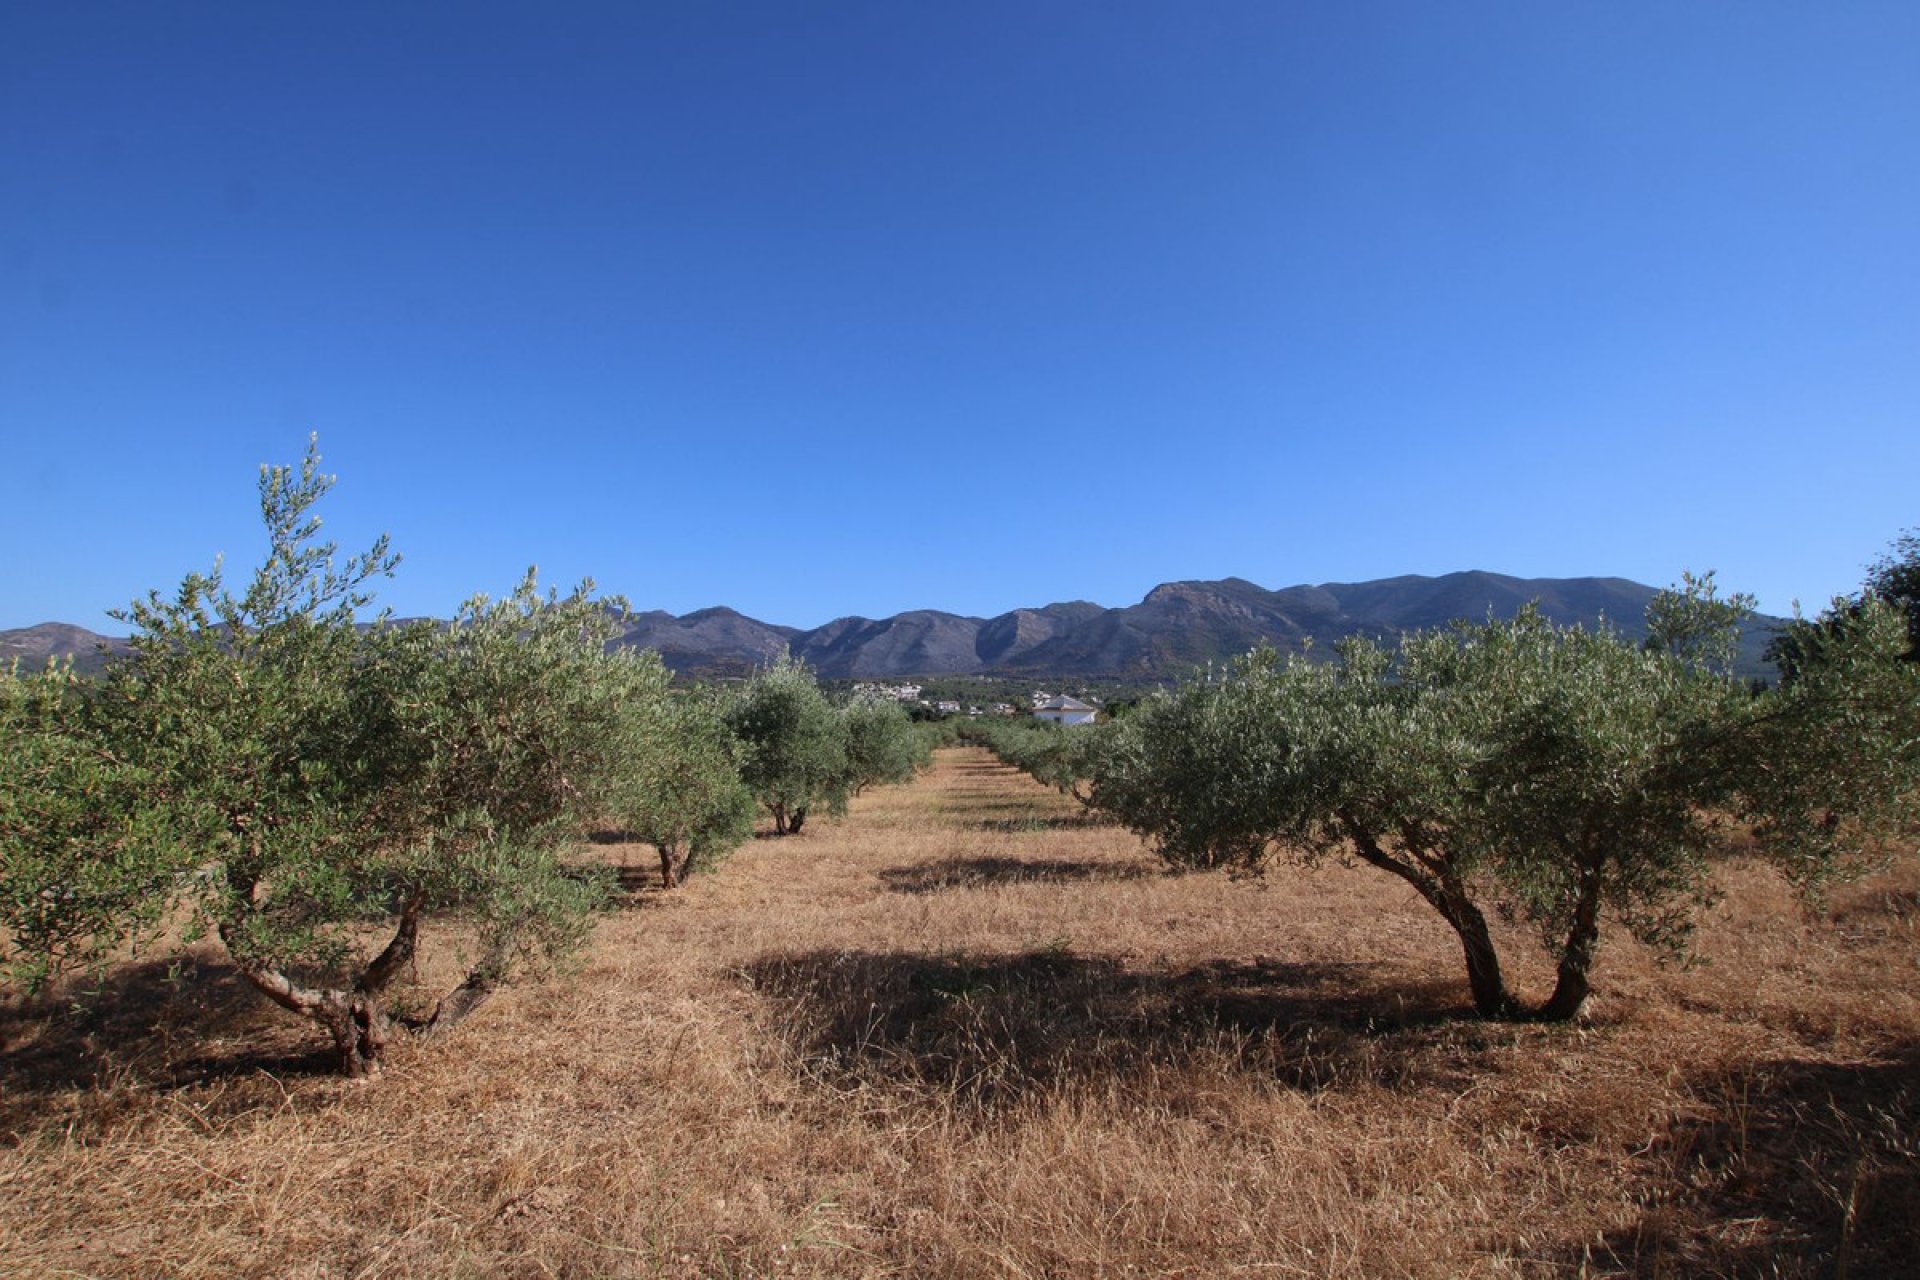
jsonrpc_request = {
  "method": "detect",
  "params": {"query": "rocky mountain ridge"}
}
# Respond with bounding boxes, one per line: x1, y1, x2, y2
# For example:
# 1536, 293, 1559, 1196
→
5, 571, 1786, 680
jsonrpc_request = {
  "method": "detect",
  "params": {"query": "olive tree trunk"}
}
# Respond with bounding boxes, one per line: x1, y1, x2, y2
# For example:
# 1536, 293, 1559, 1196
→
1536, 859, 1605, 1023
1339, 814, 1521, 1020
224, 897, 516, 1078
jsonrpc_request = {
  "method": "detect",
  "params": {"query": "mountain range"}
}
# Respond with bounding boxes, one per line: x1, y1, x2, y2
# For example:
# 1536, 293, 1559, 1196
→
3, 571, 1786, 681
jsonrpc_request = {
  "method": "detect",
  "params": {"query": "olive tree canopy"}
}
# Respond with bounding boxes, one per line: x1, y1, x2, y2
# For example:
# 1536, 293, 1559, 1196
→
1093, 575, 1919, 1022
1, 440, 646, 1076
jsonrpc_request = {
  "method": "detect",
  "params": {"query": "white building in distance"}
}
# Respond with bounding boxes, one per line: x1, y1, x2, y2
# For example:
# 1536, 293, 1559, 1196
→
1033, 694, 1098, 726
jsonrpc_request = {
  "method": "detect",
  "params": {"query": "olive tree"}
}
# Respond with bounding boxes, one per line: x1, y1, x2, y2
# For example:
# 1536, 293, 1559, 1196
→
1094, 577, 1918, 1022
1769, 529, 1920, 680
841, 696, 925, 796
611, 683, 757, 888
1735, 590, 1920, 872
0, 441, 637, 1076
724, 658, 849, 835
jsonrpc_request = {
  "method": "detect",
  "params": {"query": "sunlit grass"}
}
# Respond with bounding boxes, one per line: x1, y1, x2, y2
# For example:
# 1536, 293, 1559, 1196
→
2, 748, 1915, 1276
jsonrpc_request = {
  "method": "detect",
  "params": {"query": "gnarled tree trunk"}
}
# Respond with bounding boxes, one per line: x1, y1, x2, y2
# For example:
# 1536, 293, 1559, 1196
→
1430, 882, 1520, 1021
1340, 812, 1521, 1020
221, 892, 518, 1078
1536, 857, 1605, 1023
231, 961, 393, 1078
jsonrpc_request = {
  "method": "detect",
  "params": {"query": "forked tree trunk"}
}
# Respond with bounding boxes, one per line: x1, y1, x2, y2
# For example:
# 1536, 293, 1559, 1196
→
232, 964, 393, 1078
788, 807, 808, 835
224, 896, 517, 1078
771, 803, 791, 835
318, 992, 390, 1078
1337, 815, 1617, 1025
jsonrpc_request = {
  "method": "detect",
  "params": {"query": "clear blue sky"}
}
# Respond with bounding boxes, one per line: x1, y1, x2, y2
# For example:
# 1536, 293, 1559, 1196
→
4, 2, 1916, 631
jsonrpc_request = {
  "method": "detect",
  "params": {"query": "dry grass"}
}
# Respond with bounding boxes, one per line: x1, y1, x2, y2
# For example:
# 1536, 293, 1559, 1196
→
2, 747, 1916, 1278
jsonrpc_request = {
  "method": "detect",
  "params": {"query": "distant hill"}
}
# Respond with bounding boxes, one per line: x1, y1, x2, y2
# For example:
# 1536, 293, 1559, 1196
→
612, 607, 797, 678
997, 573, 1697, 678
0, 622, 131, 676
1, 571, 1788, 682
639, 571, 1785, 679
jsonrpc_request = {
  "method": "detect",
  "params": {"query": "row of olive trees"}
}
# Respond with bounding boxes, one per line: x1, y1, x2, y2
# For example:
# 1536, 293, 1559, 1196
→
722, 659, 931, 835
962, 717, 1107, 805
1083, 569, 1919, 1022
0, 442, 926, 1077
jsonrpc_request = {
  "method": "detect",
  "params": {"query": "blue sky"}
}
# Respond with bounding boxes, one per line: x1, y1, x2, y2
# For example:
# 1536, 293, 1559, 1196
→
4, 3, 1916, 632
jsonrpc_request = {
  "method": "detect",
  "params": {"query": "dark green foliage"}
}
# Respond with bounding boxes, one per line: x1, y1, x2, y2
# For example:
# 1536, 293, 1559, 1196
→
1769, 528, 1920, 678
0, 663, 175, 991
1864, 528, 1920, 659
1735, 594, 1920, 881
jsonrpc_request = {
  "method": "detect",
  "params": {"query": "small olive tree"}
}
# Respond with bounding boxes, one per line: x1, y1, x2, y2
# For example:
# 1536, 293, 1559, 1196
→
841, 696, 925, 796
611, 683, 757, 887
725, 658, 850, 835
0, 441, 638, 1076
1093, 577, 1918, 1022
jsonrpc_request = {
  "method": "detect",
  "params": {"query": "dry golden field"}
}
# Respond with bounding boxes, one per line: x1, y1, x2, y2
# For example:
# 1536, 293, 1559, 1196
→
3, 747, 1917, 1278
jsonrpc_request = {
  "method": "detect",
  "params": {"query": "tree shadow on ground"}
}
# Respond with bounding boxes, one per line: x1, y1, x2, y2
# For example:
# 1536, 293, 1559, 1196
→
880, 855, 1149, 895
1537, 1042, 1920, 1278
938, 796, 1064, 815
969, 814, 1113, 834
744, 946, 1477, 1109
0, 955, 336, 1136
1824, 882, 1920, 940
607, 864, 677, 901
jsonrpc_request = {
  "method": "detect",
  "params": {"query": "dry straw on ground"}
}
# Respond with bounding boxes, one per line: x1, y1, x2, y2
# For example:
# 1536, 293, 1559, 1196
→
3, 748, 1916, 1277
